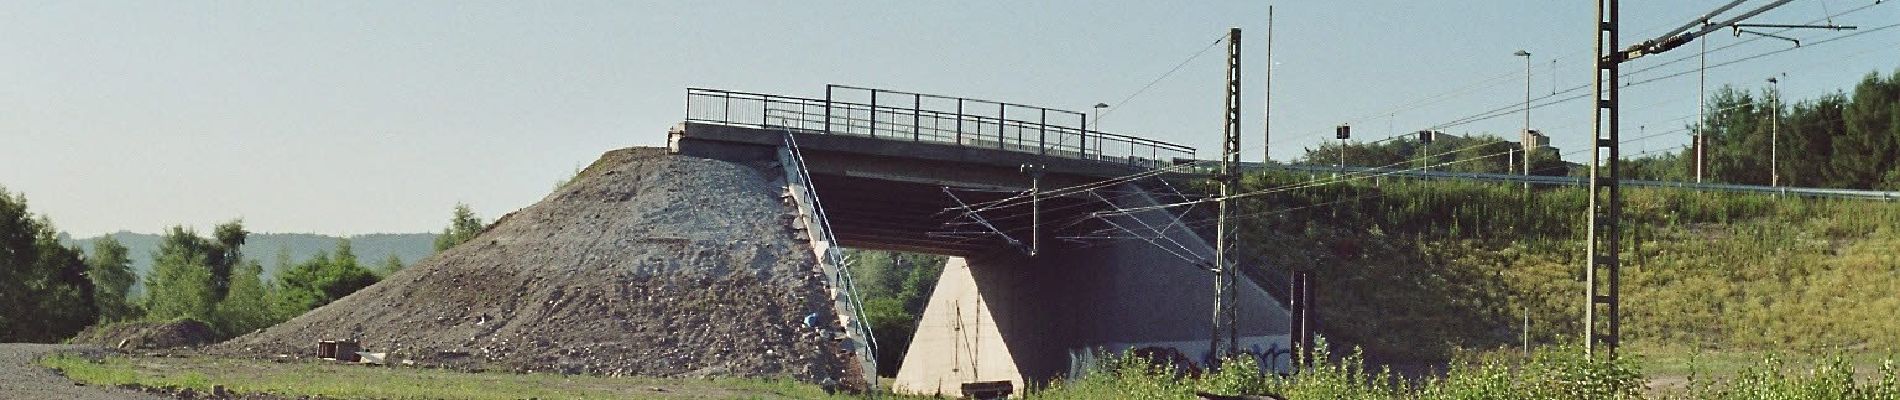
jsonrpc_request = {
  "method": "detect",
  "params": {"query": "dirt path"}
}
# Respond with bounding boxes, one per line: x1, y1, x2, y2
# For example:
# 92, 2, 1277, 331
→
0, 343, 167, 400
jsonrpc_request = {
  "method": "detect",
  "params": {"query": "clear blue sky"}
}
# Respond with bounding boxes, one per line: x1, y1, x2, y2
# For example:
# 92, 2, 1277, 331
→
4, 1, 1896, 236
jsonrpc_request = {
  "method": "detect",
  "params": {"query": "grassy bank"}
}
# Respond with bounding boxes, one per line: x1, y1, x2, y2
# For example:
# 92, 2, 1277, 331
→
1025, 344, 1899, 399
1229, 172, 1900, 361
40, 348, 1900, 399
39, 353, 862, 400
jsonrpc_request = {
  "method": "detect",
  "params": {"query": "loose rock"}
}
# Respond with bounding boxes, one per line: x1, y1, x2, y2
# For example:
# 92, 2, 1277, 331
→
214, 147, 855, 386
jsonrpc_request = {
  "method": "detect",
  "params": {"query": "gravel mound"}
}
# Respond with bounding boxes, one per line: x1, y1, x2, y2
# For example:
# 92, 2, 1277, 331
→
215, 147, 853, 385
69, 320, 218, 350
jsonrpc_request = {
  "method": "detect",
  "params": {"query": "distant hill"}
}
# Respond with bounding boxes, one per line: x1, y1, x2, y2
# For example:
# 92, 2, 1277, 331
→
61, 231, 437, 293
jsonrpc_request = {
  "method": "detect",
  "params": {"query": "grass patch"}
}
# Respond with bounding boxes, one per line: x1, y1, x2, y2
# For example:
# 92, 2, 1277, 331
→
1020, 344, 1900, 399
1225, 173, 1900, 361
1634, 345, 1900, 382
38, 353, 869, 399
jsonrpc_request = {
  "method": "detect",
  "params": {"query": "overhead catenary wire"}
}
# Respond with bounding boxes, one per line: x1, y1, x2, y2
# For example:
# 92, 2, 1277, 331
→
954, 8, 1892, 234
1094, 111, 1735, 221
1148, 140, 1701, 236
1300, 1, 1888, 154
1094, 32, 1231, 125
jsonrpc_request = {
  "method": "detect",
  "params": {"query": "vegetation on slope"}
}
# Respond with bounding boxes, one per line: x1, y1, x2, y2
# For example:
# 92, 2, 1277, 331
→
1231, 171, 1900, 361
844, 250, 946, 377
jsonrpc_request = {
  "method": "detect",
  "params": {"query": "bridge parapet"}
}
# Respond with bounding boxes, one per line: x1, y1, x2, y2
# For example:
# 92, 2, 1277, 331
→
686, 85, 1195, 168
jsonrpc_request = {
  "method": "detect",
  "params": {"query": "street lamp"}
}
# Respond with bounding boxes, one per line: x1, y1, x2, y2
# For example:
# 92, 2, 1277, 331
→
1515, 50, 1533, 187
1092, 103, 1109, 158
1767, 76, 1780, 188
1697, 26, 1709, 183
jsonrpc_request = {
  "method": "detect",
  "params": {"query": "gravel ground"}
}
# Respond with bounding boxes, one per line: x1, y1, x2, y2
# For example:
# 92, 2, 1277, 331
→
214, 147, 858, 388
0, 343, 167, 400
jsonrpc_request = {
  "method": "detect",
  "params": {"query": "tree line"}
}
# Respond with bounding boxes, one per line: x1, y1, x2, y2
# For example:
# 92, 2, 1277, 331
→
0, 189, 488, 343
1625, 69, 1900, 189
1298, 69, 1900, 191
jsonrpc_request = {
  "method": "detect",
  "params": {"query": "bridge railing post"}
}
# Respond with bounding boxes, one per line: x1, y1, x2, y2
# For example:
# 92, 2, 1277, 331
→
913, 93, 922, 142
1081, 113, 1089, 159
824, 85, 834, 134
998, 103, 1006, 150
1152, 142, 1159, 169
956, 99, 964, 145
1039, 108, 1048, 156
868, 89, 879, 138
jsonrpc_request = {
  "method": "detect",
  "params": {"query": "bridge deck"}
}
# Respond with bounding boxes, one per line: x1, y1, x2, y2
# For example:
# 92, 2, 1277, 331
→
683, 86, 1194, 170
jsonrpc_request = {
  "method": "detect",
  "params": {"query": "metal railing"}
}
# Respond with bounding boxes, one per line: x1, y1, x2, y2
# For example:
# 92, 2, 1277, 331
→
685, 86, 1196, 168
1255, 162, 1900, 201
778, 129, 881, 392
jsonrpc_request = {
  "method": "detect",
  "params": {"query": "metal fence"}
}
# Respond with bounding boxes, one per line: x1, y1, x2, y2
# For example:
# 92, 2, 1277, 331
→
685, 86, 1196, 168
1261, 163, 1900, 201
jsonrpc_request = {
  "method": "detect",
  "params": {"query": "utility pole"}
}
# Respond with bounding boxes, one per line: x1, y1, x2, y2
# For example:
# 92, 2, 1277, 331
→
1697, 26, 1708, 183
1263, 6, 1275, 164
1768, 76, 1780, 188
1211, 27, 1243, 360
1022, 164, 1045, 256
1516, 50, 1532, 190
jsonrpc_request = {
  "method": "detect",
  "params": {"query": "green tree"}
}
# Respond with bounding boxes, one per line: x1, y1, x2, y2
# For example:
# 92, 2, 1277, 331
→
1780, 94, 1847, 188
208, 220, 247, 300
433, 203, 485, 252
212, 260, 276, 335
844, 250, 946, 377
1835, 70, 1900, 189
87, 235, 141, 322
144, 226, 218, 321
333, 238, 359, 269
1702, 86, 1771, 185
273, 240, 380, 318
272, 251, 329, 319
379, 254, 405, 276
0, 188, 98, 342
1695, 70, 1900, 189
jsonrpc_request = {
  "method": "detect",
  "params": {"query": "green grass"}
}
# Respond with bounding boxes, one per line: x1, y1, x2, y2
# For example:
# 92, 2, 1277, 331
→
42, 348, 1900, 400
1223, 172, 1900, 361
1020, 343, 1900, 399
1634, 345, 1900, 383
39, 353, 870, 400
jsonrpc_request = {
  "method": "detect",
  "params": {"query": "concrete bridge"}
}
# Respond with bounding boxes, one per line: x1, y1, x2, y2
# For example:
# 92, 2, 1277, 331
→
670, 86, 1293, 396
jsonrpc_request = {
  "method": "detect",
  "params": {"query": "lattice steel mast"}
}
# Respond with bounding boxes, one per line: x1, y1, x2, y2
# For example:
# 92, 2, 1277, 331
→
1588, 0, 1816, 359
1211, 27, 1243, 359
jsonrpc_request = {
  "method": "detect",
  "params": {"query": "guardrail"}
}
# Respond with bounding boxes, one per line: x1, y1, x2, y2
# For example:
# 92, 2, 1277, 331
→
685, 86, 1196, 168
1252, 163, 1900, 201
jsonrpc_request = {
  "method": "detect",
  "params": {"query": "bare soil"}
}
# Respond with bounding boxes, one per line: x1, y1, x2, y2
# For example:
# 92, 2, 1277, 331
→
214, 147, 856, 387
0, 343, 167, 400
70, 320, 218, 350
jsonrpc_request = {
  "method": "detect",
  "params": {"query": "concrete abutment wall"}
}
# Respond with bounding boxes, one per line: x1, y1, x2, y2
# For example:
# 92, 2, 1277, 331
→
892, 183, 1291, 396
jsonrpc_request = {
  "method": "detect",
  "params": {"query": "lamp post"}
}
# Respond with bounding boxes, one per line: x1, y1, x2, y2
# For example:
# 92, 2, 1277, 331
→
1092, 103, 1109, 159
1697, 25, 1708, 183
1767, 76, 1780, 188
1515, 50, 1533, 187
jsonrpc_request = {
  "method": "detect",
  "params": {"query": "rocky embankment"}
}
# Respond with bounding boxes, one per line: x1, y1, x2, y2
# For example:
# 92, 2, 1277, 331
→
216, 147, 856, 386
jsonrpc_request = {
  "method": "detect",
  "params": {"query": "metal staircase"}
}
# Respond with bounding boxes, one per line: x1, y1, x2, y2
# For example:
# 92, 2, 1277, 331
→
777, 129, 882, 393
